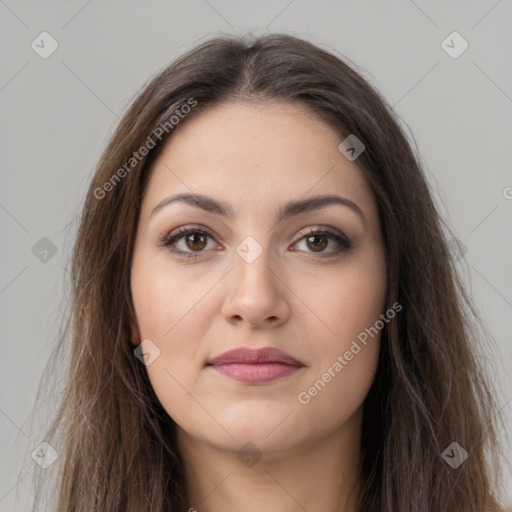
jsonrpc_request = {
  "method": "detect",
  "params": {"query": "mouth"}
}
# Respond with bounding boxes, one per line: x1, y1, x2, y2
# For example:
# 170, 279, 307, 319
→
206, 346, 305, 384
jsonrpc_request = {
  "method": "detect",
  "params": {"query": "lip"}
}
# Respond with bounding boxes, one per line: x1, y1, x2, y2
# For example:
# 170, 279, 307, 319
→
207, 346, 305, 384
207, 346, 304, 366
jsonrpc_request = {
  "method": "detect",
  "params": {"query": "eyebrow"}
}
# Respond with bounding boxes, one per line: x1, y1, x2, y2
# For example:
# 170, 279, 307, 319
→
150, 192, 366, 226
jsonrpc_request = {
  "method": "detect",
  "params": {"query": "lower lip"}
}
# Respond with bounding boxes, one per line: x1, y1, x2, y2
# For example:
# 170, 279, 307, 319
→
209, 363, 302, 383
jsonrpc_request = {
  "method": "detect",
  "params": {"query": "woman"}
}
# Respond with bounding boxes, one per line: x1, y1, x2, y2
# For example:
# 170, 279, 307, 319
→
29, 33, 508, 511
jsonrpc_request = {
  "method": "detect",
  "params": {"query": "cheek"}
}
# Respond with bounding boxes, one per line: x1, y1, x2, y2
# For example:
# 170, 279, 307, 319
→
131, 258, 210, 429
292, 254, 385, 418
295, 338, 380, 437
296, 253, 387, 354
301, 279, 383, 381
131, 256, 207, 340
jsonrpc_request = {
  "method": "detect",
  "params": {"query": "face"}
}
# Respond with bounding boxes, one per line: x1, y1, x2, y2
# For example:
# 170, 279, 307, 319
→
130, 101, 387, 455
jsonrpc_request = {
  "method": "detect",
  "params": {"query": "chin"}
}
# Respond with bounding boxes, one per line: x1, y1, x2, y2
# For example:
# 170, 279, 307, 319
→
190, 413, 302, 454
219, 429, 301, 457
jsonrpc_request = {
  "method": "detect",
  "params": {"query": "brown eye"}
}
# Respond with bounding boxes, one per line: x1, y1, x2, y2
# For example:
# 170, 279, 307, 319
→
162, 227, 217, 258
184, 232, 207, 251
305, 234, 328, 252
293, 228, 352, 257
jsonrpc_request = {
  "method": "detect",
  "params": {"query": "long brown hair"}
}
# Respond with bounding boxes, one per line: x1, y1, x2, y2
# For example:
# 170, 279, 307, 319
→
25, 32, 508, 511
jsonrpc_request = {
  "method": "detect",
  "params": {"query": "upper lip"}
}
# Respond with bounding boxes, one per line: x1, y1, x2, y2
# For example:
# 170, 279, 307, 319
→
207, 346, 304, 366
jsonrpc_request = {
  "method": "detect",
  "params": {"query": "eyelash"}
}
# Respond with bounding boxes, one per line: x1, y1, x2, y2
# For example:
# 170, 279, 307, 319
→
160, 225, 352, 259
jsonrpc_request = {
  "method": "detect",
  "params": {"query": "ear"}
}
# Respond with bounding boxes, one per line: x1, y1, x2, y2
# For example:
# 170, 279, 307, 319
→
130, 317, 141, 346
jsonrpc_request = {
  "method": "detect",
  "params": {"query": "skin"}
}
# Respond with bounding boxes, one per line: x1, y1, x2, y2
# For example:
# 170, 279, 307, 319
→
130, 101, 387, 512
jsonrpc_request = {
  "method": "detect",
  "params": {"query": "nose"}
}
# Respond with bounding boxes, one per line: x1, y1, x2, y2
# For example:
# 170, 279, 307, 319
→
220, 247, 291, 328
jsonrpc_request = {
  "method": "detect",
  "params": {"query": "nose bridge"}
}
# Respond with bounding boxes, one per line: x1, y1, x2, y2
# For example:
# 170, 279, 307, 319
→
221, 235, 290, 325
232, 238, 278, 298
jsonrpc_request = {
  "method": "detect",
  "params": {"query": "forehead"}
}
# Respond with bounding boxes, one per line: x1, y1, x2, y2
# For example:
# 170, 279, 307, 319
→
141, 101, 376, 221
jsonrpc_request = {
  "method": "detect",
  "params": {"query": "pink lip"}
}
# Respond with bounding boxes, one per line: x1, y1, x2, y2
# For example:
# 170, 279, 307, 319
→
207, 347, 305, 383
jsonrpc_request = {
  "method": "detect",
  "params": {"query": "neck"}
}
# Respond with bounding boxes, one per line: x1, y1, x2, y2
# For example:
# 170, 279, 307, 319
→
177, 407, 363, 512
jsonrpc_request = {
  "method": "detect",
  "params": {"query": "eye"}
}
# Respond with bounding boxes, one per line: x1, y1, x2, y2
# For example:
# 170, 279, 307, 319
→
161, 226, 219, 259
160, 225, 352, 259
292, 227, 352, 257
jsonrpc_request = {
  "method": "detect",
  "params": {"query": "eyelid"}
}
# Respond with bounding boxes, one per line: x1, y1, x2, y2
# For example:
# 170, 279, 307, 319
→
165, 224, 216, 240
296, 225, 350, 244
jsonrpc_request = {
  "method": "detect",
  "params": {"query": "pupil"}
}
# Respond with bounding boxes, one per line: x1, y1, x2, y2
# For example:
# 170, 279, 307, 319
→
308, 235, 327, 252
187, 233, 206, 250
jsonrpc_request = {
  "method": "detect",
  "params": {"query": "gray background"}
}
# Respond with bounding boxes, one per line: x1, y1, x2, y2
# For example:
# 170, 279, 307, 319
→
1, 0, 511, 509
